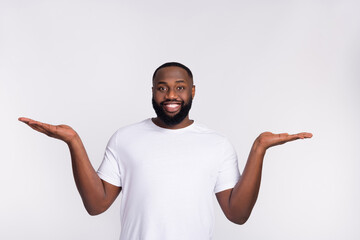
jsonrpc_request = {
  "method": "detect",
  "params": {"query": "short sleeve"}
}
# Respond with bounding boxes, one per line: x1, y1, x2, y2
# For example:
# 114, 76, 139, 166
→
214, 139, 241, 193
97, 133, 122, 187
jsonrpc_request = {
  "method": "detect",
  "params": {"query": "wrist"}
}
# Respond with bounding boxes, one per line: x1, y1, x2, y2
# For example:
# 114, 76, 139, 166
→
66, 132, 80, 147
252, 138, 267, 155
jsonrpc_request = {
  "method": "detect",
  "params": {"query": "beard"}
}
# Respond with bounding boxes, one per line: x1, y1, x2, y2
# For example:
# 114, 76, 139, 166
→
152, 97, 192, 126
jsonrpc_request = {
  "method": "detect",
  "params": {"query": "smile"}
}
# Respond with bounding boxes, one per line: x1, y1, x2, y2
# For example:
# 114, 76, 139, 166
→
162, 102, 182, 113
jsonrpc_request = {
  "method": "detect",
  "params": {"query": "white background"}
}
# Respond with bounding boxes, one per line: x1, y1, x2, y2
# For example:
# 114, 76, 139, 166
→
1, 0, 359, 239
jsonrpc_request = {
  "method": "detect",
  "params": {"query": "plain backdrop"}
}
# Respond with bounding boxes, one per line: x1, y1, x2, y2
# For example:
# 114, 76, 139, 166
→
1, 0, 359, 239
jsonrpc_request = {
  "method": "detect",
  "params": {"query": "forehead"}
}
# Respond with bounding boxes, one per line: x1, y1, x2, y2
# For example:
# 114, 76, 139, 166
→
153, 66, 192, 85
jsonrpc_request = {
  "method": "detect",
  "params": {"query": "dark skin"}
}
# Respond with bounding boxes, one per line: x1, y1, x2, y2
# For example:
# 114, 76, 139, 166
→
17, 118, 121, 215
151, 66, 195, 129
19, 66, 312, 223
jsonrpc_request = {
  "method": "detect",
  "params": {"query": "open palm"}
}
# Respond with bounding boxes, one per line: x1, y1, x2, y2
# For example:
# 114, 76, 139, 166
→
18, 117, 77, 144
256, 131, 313, 150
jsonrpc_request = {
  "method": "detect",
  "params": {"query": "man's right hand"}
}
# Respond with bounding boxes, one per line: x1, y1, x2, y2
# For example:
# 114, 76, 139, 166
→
18, 117, 78, 144
19, 116, 121, 215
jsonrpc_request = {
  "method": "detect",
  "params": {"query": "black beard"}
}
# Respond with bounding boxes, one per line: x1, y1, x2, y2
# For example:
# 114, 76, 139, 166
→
152, 98, 192, 126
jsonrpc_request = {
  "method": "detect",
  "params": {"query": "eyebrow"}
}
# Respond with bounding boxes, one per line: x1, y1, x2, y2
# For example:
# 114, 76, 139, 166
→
156, 80, 185, 85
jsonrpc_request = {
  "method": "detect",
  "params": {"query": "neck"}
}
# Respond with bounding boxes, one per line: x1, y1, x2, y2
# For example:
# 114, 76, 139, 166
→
152, 116, 194, 129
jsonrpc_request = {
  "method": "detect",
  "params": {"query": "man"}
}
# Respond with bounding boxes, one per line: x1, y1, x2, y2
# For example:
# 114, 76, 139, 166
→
19, 62, 312, 239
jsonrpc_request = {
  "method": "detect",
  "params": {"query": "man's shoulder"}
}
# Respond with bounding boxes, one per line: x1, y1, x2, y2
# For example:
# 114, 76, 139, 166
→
113, 119, 151, 135
191, 122, 230, 142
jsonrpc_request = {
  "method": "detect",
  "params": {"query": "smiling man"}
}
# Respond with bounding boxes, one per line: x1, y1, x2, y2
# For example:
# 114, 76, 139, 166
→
19, 62, 312, 240
151, 63, 195, 128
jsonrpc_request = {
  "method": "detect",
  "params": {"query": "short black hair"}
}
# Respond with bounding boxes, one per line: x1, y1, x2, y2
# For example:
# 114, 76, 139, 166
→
152, 62, 193, 82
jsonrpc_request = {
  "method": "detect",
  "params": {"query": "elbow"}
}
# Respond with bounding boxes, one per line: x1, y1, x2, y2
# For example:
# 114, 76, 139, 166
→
87, 209, 103, 216
227, 212, 250, 225
84, 204, 106, 216
230, 216, 248, 225
82, 196, 114, 216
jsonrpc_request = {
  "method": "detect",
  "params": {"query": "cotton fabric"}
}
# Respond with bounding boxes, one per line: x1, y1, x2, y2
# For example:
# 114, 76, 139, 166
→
97, 119, 241, 240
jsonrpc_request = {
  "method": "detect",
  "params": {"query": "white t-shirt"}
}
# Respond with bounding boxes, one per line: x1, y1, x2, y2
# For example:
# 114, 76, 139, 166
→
97, 119, 241, 240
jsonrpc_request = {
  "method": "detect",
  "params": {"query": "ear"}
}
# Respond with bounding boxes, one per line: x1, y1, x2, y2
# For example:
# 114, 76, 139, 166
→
192, 85, 196, 99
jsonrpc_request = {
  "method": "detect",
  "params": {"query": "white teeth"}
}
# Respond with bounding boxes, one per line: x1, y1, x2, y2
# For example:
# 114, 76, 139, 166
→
168, 104, 179, 108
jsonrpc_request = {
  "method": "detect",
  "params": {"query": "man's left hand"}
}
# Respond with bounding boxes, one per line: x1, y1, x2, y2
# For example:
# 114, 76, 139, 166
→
255, 132, 313, 151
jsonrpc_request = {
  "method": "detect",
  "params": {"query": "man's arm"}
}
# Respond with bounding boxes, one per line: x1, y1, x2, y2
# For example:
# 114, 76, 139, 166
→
19, 117, 121, 215
216, 132, 312, 224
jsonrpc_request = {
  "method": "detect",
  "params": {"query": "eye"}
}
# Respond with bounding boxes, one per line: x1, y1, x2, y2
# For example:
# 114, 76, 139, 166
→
177, 86, 185, 91
158, 86, 167, 91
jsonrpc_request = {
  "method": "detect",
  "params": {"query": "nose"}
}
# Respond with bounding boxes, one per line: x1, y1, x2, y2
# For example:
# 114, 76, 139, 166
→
165, 88, 177, 100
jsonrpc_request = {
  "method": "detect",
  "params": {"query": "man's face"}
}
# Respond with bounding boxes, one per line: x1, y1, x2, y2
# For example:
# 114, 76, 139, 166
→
152, 66, 195, 126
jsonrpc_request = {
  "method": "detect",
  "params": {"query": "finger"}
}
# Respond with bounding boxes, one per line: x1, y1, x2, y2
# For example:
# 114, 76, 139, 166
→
18, 117, 35, 124
28, 122, 51, 135
293, 132, 313, 139
30, 121, 56, 132
19, 118, 44, 127
38, 121, 53, 131
284, 132, 313, 142
274, 133, 301, 144
278, 133, 289, 138
19, 117, 52, 128
277, 133, 290, 142
27, 120, 53, 131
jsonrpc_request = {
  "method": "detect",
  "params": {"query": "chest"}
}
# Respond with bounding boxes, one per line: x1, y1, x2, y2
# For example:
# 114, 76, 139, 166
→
117, 133, 224, 190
